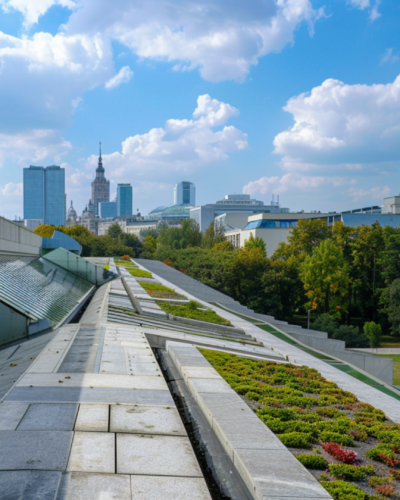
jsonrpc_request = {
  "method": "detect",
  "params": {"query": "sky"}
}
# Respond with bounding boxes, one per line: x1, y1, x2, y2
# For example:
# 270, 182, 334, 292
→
0, 0, 400, 219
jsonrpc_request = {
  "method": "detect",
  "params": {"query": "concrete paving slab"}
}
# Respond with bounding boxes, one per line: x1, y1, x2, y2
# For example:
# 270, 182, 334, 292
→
17, 403, 78, 431
127, 361, 161, 375
130, 475, 212, 500
212, 416, 285, 460
0, 431, 73, 470
100, 350, 127, 374
0, 402, 29, 430
6, 386, 174, 406
181, 367, 221, 381
0, 471, 62, 500
174, 356, 212, 368
197, 392, 256, 426
110, 405, 186, 435
18, 373, 167, 390
117, 434, 203, 476
233, 449, 332, 500
57, 472, 131, 500
74, 404, 109, 432
120, 342, 152, 350
67, 432, 115, 473
187, 378, 233, 401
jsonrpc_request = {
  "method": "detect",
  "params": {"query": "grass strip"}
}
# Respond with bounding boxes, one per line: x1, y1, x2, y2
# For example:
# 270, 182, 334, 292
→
127, 268, 152, 278
157, 301, 232, 326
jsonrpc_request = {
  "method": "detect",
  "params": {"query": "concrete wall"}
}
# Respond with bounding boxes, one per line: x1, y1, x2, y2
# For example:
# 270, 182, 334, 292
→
0, 217, 42, 256
321, 348, 393, 385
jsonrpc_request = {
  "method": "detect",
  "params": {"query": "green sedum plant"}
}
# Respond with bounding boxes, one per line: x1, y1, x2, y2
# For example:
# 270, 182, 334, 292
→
328, 464, 374, 481
295, 454, 328, 470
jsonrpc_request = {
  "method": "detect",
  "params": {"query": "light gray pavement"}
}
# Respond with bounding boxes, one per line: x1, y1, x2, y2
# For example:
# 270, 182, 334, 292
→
0, 320, 212, 500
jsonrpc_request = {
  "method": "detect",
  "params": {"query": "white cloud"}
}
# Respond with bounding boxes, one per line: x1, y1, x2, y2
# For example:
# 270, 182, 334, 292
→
381, 48, 399, 65
1, 181, 22, 198
84, 94, 247, 178
243, 173, 342, 196
0, 31, 114, 132
64, 0, 324, 82
105, 66, 133, 90
0, 0, 76, 27
0, 129, 71, 168
347, 0, 381, 21
273, 75, 400, 173
349, 185, 390, 201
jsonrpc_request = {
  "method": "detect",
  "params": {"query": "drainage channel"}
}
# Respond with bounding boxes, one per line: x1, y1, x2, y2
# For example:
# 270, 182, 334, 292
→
154, 348, 253, 500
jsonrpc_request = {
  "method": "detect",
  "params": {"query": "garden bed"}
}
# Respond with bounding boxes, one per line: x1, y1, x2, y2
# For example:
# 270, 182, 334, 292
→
127, 268, 152, 278
137, 281, 187, 300
157, 301, 232, 326
200, 349, 400, 500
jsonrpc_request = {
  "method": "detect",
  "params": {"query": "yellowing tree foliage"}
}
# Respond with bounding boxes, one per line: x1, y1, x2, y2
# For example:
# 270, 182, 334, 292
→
300, 239, 350, 316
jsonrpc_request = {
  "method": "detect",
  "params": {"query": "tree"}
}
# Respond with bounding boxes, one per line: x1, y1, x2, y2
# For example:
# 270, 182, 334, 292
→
119, 233, 143, 257
363, 321, 382, 348
33, 224, 56, 238
210, 241, 234, 252
107, 223, 123, 239
380, 227, 400, 285
244, 233, 266, 257
139, 227, 159, 240
203, 221, 225, 249
288, 218, 333, 256
300, 239, 350, 316
386, 278, 400, 337
311, 314, 369, 348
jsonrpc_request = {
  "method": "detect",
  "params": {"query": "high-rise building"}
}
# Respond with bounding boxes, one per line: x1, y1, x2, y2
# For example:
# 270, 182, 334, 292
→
100, 201, 117, 218
91, 142, 110, 216
23, 165, 65, 226
117, 184, 133, 216
174, 181, 195, 206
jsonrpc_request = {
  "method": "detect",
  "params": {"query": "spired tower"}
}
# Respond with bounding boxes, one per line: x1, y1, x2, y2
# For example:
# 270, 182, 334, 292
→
91, 142, 110, 217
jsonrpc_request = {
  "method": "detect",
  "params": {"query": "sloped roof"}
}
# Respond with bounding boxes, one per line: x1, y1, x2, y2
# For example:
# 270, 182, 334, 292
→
0, 255, 93, 327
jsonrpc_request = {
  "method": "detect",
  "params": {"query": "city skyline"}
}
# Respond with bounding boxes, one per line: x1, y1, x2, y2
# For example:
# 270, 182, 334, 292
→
1, 1, 400, 220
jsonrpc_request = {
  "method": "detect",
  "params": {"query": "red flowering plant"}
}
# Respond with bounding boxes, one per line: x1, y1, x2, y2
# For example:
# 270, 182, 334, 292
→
322, 442, 359, 465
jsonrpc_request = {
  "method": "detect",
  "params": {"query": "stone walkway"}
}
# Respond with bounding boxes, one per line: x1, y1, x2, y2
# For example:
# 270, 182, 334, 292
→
0, 322, 211, 500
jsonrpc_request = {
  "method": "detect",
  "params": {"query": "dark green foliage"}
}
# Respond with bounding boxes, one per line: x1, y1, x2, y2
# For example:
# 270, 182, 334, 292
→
310, 315, 369, 348
328, 464, 374, 481
278, 431, 314, 448
387, 279, 400, 337
295, 454, 328, 470
363, 321, 382, 348
321, 480, 369, 500
157, 301, 232, 326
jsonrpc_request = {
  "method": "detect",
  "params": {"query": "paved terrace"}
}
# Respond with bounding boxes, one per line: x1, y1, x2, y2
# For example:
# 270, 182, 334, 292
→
0, 320, 211, 499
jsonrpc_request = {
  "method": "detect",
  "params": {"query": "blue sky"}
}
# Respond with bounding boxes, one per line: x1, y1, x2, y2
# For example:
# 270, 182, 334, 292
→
0, 0, 399, 219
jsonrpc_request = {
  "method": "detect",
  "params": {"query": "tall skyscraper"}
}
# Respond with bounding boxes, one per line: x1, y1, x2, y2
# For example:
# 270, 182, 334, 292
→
174, 181, 196, 206
23, 165, 65, 226
117, 184, 133, 216
91, 142, 110, 216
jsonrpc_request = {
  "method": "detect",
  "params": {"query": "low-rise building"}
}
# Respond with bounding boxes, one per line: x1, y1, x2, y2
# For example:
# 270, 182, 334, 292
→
190, 194, 289, 232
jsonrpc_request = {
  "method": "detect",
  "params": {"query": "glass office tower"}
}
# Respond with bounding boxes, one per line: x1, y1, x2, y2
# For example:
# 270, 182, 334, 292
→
117, 184, 133, 216
23, 166, 65, 226
174, 181, 196, 206
23, 167, 45, 221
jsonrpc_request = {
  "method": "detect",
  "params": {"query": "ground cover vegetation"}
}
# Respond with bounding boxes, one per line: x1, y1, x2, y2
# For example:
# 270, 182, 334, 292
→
137, 281, 186, 299
127, 268, 152, 278
158, 300, 232, 326
201, 350, 400, 499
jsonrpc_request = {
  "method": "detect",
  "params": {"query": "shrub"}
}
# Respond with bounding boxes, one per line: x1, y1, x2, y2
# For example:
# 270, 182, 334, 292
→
366, 445, 399, 466
278, 432, 314, 449
328, 464, 374, 481
295, 454, 328, 470
316, 407, 344, 418
368, 476, 391, 488
322, 442, 359, 464
349, 426, 368, 442
389, 469, 400, 481
256, 407, 298, 422
319, 431, 354, 447
364, 321, 382, 348
245, 391, 262, 401
321, 480, 368, 500
281, 421, 318, 437
120, 255, 131, 260
374, 484, 395, 496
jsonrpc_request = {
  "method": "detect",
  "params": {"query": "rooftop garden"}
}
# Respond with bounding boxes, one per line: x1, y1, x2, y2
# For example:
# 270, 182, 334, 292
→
114, 260, 137, 267
157, 300, 232, 326
127, 268, 152, 278
137, 281, 186, 300
200, 349, 400, 500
